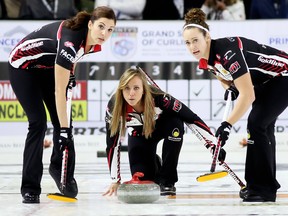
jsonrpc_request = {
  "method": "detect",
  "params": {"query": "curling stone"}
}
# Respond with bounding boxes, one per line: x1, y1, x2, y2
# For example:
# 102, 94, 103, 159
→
117, 172, 160, 204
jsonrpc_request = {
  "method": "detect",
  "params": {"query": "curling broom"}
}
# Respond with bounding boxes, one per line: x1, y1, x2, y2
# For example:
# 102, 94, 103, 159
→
185, 123, 228, 182
47, 75, 77, 202
196, 91, 232, 182
220, 161, 246, 190
185, 123, 245, 186
195, 142, 229, 181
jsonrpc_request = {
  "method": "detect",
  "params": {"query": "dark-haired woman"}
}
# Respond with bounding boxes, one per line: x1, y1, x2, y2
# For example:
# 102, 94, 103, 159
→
182, 8, 288, 202
8, 6, 116, 203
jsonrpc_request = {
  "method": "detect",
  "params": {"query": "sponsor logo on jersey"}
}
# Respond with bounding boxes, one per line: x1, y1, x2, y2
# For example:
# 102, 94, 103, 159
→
223, 50, 236, 66
172, 128, 180, 137
246, 129, 254, 145
229, 61, 241, 74
64, 41, 76, 54
214, 62, 233, 81
173, 99, 182, 112
163, 94, 172, 108
64, 41, 74, 47
168, 128, 182, 142
60, 49, 75, 62
21, 41, 43, 51
257, 56, 285, 67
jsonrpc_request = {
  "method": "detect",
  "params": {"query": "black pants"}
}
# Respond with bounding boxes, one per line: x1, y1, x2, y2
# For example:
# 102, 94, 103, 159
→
128, 115, 184, 185
245, 76, 288, 200
8, 65, 75, 196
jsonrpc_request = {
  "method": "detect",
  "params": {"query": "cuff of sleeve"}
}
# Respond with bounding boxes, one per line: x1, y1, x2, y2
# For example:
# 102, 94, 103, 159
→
111, 178, 121, 184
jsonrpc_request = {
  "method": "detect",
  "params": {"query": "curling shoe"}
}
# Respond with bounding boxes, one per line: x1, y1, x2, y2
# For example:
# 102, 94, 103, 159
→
49, 165, 78, 198
243, 193, 275, 202
240, 187, 276, 202
22, 193, 40, 204
63, 178, 78, 198
239, 187, 248, 199
160, 184, 176, 196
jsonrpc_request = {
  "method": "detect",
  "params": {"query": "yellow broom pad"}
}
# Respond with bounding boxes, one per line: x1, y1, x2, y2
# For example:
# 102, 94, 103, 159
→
47, 193, 77, 202
196, 170, 228, 182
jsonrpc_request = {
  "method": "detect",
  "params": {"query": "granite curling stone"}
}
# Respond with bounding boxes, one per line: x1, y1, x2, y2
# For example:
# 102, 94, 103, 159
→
117, 172, 160, 204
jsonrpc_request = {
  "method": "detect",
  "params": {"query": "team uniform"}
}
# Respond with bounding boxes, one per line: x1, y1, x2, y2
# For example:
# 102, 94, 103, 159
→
105, 90, 216, 187
8, 21, 101, 197
206, 37, 288, 201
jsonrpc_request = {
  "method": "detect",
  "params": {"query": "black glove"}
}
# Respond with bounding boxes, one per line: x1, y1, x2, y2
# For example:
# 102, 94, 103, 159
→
215, 121, 232, 147
59, 127, 73, 151
210, 145, 226, 162
69, 74, 76, 88
224, 85, 239, 101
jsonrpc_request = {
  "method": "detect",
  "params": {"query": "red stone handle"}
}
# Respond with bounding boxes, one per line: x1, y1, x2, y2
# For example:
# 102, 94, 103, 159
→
131, 172, 144, 181
123, 172, 155, 184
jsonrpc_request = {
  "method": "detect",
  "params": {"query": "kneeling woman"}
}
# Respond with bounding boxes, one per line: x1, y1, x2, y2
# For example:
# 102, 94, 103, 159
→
103, 68, 225, 196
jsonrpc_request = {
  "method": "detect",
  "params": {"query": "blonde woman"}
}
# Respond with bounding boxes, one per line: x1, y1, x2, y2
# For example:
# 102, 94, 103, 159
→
103, 68, 226, 196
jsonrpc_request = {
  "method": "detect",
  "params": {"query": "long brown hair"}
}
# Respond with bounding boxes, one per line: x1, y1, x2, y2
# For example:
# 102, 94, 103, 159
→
110, 68, 160, 139
184, 8, 209, 36
63, 6, 116, 30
